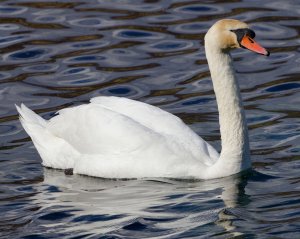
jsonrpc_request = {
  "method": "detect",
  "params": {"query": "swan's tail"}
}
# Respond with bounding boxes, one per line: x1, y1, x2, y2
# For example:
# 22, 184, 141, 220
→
16, 104, 76, 169
16, 104, 47, 137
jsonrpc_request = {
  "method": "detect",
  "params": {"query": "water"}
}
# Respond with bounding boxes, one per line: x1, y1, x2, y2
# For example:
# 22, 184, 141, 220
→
0, 0, 299, 238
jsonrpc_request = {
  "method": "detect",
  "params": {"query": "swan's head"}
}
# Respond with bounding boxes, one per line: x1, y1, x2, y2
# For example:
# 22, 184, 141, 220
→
205, 19, 269, 56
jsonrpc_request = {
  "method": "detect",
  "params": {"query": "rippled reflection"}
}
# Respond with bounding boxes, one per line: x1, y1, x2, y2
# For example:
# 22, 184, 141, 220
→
29, 169, 249, 237
0, 0, 299, 238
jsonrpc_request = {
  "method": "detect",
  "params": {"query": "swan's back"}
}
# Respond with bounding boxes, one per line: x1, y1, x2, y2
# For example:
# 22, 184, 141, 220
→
90, 96, 219, 163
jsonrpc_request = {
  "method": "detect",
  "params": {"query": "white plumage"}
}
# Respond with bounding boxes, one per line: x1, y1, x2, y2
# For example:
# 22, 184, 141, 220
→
16, 19, 269, 179
17, 96, 218, 179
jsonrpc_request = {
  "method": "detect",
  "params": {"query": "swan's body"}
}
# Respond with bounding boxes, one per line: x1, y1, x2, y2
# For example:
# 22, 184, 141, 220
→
17, 19, 269, 179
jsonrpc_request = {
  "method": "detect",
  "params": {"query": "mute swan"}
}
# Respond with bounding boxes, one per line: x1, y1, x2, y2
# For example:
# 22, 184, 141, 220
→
16, 19, 269, 179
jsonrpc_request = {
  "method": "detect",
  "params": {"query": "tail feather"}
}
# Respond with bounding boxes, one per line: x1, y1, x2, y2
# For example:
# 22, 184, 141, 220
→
15, 104, 48, 147
16, 104, 47, 127
16, 104, 76, 169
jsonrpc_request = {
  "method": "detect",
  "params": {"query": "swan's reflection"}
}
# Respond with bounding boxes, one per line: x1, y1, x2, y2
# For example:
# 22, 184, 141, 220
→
34, 168, 250, 237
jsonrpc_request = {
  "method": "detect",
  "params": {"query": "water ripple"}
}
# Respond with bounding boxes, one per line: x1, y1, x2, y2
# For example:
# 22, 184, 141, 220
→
174, 4, 225, 15
9, 48, 47, 60
114, 29, 165, 40
0, 6, 27, 15
0, 0, 299, 238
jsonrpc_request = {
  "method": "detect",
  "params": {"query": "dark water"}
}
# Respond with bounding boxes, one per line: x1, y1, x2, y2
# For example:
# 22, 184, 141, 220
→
0, 0, 299, 238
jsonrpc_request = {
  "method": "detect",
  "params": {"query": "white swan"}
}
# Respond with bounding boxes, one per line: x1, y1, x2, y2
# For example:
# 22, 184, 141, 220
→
16, 19, 269, 179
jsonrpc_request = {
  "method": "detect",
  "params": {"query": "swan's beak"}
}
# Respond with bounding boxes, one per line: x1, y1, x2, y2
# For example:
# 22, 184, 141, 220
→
240, 36, 270, 56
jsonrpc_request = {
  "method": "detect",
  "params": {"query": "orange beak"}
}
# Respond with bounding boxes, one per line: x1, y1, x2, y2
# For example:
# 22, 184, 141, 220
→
240, 35, 270, 56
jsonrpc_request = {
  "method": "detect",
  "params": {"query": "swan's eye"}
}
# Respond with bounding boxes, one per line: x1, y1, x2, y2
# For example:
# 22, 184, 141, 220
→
230, 28, 256, 43
247, 29, 256, 39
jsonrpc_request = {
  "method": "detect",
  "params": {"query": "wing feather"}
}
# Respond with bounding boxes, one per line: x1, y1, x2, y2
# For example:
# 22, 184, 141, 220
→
91, 96, 219, 163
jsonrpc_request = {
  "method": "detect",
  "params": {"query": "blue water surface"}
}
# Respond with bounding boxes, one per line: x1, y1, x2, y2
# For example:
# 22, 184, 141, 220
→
0, 0, 299, 238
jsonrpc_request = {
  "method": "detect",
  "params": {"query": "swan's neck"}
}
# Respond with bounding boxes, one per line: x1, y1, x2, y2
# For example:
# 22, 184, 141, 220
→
205, 47, 251, 178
